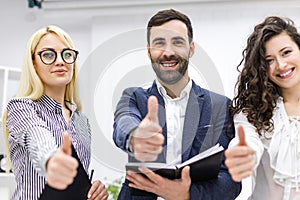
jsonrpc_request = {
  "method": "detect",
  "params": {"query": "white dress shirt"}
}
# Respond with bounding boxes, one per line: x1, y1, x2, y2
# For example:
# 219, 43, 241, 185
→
156, 79, 192, 199
229, 97, 300, 200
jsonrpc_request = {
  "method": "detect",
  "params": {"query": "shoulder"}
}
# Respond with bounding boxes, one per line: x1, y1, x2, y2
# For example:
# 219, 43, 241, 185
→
6, 98, 39, 122
75, 111, 89, 123
73, 111, 91, 133
122, 86, 149, 96
208, 90, 231, 105
191, 82, 230, 103
65, 101, 90, 124
121, 86, 152, 103
7, 97, 35, 110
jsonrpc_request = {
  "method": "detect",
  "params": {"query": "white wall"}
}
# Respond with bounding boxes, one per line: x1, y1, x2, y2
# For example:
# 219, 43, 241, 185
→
1, 0, 300, 199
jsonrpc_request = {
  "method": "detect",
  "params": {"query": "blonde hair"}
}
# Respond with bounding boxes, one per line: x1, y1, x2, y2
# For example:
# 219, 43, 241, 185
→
2, 25, 82, 169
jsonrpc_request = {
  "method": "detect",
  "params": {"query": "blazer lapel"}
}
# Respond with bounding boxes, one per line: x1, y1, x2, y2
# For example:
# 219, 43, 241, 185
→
149, 81, 167, 140
181, 82, 204, 162
149, 81, 167, 162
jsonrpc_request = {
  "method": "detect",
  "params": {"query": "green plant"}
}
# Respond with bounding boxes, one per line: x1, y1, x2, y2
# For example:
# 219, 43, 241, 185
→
106, 176, 123, 200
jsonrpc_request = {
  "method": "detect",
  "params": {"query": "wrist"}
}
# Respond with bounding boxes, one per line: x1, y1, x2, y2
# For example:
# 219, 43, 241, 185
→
126, 133, 134, 153
129, 133, 134, 152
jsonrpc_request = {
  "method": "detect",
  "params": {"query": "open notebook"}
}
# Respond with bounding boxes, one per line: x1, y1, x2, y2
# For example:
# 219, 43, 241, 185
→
126, 143, 224, 196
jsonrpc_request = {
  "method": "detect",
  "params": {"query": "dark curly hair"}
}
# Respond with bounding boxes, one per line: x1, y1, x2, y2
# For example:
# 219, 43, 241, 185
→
231, 16, 300, 134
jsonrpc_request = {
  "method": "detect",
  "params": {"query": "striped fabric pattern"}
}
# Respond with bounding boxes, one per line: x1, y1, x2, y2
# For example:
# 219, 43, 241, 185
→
6, 94, 91, 200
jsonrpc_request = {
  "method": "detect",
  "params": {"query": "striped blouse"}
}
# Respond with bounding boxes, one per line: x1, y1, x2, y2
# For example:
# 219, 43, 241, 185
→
6, 94, 91, 200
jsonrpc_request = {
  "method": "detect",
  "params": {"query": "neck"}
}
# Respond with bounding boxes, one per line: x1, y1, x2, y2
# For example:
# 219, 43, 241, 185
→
44, 86, 66, 105
281, 86, 300, 116
281, 85, 300, 104
158, 76, 190, 99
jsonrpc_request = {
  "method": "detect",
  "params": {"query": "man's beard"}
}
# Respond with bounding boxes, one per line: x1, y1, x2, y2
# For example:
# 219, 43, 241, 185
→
151, 54, 189, 85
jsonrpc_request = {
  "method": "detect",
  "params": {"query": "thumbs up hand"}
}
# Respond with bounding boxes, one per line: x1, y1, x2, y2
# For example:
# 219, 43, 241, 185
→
225, 126, 256, 182
46, 132, 79, 190
130, 96, 164, 162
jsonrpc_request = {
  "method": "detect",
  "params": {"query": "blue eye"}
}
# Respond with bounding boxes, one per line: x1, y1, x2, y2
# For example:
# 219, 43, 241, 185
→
42, 51, 54, 59
63, 52, 72, 58
62, 50, 75, 63
43, 52, 54, 58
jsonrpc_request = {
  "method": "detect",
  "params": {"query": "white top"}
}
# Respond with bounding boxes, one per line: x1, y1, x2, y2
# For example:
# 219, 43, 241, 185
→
229, 97, 300, 200
156, 79, 192, 200
156, 79, 192, 165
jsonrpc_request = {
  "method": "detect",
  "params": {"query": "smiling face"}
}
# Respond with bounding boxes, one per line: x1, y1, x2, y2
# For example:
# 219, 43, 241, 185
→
33, 33, 75, 93
148, 20, 194, 85
265, 32, 300, 93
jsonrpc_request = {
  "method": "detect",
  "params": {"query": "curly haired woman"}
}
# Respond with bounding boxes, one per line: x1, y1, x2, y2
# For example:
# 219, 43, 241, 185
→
225, 16, 300, 200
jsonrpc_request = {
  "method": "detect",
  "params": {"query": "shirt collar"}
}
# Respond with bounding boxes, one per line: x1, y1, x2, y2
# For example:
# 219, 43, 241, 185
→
38, 94, 77, 112
156, 79, 192, 101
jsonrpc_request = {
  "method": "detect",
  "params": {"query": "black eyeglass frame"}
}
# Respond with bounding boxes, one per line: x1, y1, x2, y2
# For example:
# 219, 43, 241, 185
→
36, 48, 79, 65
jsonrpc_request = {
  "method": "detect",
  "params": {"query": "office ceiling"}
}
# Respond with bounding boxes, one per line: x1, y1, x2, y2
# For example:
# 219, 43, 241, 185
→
28, 0, 300, 18
38, 0, 300, 10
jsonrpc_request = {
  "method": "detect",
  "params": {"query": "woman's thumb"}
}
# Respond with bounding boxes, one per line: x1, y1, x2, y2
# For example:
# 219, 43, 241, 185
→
61, 132, 72, 155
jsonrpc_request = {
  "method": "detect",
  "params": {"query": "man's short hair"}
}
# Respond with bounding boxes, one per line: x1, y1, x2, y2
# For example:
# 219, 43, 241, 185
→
147, 9, 193, 44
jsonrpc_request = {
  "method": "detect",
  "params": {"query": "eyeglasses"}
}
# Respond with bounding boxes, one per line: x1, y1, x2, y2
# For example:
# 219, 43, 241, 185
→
36, 48, 79, 65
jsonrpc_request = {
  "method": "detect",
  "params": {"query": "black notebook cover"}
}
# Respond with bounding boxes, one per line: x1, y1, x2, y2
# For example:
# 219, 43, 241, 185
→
126, 144, 224, 196
39, 145, 91, 200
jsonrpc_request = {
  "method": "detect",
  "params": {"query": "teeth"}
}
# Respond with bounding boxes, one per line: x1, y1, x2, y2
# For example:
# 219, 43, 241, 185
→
278, 69, 292, 77
162, 63, 176, 67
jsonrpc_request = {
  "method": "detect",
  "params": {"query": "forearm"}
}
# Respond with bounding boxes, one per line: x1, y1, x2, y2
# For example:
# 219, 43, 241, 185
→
28, 129, 57, 175
233, 112, 264, 171
6, 99, 57, 175
113, 88, 143, 151
113, 119, 139, 152
9, 128, 57, 175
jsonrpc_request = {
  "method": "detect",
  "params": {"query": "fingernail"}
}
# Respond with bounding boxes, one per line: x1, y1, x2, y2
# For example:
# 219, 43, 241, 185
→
87, 194, 91, 198
127, 170, 132, 175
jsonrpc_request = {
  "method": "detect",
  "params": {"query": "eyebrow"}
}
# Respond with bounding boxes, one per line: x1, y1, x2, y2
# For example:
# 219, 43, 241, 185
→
279, 46, 291, 52
37, 47, 55, 52
265, 46, 291, 57
172, 36, 185, 41
37, 47, 71, 52
152, 37, 165, 44
151, 36, 186, 44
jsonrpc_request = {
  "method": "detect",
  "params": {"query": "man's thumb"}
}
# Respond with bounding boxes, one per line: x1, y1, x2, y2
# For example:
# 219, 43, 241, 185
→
181, 166, 191, 181
147, 96, 159, 123
61, 132, 72, 155
238, 126, 247, 146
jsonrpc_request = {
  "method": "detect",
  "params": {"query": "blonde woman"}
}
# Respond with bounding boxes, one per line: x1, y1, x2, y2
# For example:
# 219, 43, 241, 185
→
2, 25, 108, 200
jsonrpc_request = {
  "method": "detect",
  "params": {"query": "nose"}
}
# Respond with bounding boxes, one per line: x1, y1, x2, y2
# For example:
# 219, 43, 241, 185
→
55, 53, 64, 66
276, 57, 287, 70
162, 43, 175, 57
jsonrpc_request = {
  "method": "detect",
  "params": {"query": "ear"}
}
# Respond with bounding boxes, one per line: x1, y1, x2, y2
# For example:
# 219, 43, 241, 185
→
32, 54, 37, 69
189, 41, 195, 58
32, 60, 37, 70
147, 44, 151, 59
33, 62, 38, 71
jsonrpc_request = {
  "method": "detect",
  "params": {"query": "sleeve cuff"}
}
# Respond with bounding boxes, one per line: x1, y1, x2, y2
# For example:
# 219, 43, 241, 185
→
125, 133, 133, 153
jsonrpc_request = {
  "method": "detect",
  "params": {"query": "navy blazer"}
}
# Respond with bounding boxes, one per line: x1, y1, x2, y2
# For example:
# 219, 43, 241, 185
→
113, 80, 241, 200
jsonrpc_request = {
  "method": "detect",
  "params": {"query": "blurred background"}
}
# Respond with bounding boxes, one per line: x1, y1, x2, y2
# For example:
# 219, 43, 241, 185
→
1, 0, 300, 199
